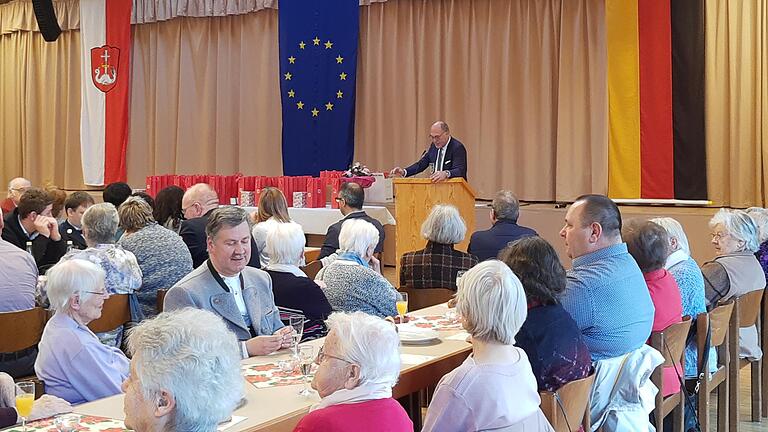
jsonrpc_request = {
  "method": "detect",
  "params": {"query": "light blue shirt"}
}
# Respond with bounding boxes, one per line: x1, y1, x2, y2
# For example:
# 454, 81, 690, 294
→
560, 243, 655, 361
34, 313, 129, 405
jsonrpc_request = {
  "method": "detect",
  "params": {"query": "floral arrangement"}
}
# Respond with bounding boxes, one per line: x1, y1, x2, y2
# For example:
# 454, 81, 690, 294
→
343, 162, 373, 177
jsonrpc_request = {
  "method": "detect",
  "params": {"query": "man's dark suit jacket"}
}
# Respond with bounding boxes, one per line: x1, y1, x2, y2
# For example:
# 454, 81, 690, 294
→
318, 211, 385, 259
468, 220, 538, 261
2, 209, 67, 273
59, 220, 87, 250
404, 137, 468, 180
179, 209, 261, 269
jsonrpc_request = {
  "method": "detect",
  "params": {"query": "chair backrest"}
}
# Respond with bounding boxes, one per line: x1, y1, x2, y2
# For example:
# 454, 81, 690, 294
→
0, 308, 48, 352
539, 371, 596, 432
650, 316, 692, 368
156, 289, 167, 314
708, 300, 735, 348
301, 260, 323, 280
736, 289, 764, 328
398, 287, 455, 311
87, 294, 131, 333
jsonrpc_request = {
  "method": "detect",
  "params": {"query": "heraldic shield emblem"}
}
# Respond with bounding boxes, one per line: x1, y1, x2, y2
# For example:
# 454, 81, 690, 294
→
90, 45, 120, 93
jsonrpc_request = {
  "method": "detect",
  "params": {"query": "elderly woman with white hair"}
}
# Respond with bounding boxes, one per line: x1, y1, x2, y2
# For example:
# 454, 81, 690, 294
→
264, 223, 332, 340
702, 208, 765, 360
122, 309, 244, 432
745, 207, 768, 282
293, 312, 412, 431
400, 204, 478, 290
651, 217, 714, 378
34, 259, 130, 404
315, 219, 398, 318
422, 260, 553, 432
60, 202, 142, 347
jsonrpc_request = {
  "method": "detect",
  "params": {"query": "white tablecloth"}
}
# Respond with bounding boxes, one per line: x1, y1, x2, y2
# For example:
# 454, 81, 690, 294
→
241, 205, 396, 235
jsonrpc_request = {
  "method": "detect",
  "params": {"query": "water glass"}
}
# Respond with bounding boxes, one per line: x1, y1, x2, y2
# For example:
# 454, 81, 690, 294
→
289, 316, 305, 357
298, 345, 315, 396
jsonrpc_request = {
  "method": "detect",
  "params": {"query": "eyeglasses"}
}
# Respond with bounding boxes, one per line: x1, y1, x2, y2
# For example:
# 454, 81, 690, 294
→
315, 345, 352, 365
429, 133, 444, 141
83, 290, 110, 297
710, 232, 730, 240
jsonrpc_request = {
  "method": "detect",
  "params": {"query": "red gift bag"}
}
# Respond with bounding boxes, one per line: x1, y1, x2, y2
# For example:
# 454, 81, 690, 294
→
330, 178, 341, 209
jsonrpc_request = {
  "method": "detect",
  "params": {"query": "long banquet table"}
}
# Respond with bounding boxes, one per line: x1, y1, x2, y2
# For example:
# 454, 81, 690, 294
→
74, 303, 471, 431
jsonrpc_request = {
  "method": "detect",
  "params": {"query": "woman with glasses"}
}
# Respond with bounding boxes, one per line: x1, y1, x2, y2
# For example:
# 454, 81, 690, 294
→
34, 259, 130, 405
702, 208, 765, 360
293, 312, 412, 432
422, 260, 553, 432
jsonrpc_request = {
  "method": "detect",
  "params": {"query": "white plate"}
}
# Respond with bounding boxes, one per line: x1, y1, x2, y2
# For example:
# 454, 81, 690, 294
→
397, 325, 439, 344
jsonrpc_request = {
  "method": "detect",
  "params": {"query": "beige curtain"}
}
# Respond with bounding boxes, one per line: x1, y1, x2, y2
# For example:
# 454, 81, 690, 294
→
354, 0, 607, 201
705, 0, 768, 207
0, 0, 79, 35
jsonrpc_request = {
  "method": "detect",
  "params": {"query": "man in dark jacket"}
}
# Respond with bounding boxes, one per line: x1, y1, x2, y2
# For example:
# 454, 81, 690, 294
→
318, 182, 385, 260
468, 190, 537, 261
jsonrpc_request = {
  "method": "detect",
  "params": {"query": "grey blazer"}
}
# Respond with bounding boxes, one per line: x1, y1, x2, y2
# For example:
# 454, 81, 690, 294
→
164, 264, 284, 341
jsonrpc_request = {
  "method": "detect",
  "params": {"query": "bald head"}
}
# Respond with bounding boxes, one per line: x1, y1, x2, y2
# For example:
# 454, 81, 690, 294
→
7, 177, 31, 205
430, 121, 451, 149
181, 183, 219, 219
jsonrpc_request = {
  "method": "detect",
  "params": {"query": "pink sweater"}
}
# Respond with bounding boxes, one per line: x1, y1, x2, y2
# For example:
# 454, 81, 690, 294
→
293, 398, 413, 432
644, 269, 684, 397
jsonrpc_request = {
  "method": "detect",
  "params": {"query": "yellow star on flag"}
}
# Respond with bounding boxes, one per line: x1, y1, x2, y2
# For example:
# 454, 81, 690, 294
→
339, 72, 347, 80
288, 56, 296, 64
336, 90, 343, 99
313, 37, 321, 46
311, 108, 320, 117
324, 40, 333, 49
336, 55, 344, 64
299, 41, 306, 49
288, 89, 295, 98
284, 72, 292, 80
296, 101, 304, 109
325, 102, 334, 111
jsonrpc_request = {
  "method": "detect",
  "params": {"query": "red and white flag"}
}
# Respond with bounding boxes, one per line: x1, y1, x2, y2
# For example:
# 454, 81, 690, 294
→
79, 0, 131, 186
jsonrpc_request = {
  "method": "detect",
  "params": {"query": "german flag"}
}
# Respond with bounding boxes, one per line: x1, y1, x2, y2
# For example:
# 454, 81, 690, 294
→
607, 0, 707, 200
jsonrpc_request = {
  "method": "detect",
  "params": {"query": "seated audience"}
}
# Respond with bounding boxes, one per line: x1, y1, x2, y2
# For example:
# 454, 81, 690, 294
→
1, 188, 67, 273
316, 219, 398, 318
35, 260, 130, 405
651, 217, 714, 378
622, 220, 683, 397
59, 191, 95, 250
264, 223, 332, 340
1, 177, 31, 214
0, 372, 71, 429
702, 208, 764, 360
400, 204, 478, 290
293, 312, 412, 432
422, 260, 553, 432
130, 191, 155, 209
165, 206, 292, 357
745, 207, 768, 282
117, 197, 193, 318
153, 185, 185, 233
122, 309, 243, 432
60, 203, 142, 347
179, 183, 260, 268
469, 190, 537, 261
558, 194, 654, 361
44, 184, 67, 225
318, 182, 385, 260
0, 209, 39, 378
499, 237, 591, 392
252, 187, 303, 267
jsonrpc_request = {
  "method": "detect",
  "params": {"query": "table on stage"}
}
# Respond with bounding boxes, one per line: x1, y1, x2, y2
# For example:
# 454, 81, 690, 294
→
73, 303, 471, 431
241, 205, 396, 235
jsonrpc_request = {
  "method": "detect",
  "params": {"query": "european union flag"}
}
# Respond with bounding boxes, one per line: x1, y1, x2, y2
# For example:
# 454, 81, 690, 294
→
278, 0, 359, 176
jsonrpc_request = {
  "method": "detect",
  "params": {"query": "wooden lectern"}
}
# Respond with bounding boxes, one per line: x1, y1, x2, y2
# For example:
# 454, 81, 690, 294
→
392, 178, 476, 282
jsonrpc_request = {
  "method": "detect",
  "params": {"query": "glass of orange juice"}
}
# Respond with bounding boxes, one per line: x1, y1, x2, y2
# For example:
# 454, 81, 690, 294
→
396, 292, 408, 322
16, 381, 35, 431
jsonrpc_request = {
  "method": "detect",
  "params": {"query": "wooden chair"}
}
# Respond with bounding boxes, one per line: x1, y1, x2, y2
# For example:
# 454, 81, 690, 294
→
649, 316, 692, 432
156, 289, 168, 314
539, 372, 596, 432
301, 260, 323, 280
0, 307, 48, 354
397, 287, 454, 311
87, 294, 132, 334
728, 289, 764, 430
697, 301, 734, 432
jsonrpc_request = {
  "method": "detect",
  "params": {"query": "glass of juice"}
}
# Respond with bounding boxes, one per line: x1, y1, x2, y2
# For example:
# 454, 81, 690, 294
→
396, 292, 408, 323
16, 381, 35, 432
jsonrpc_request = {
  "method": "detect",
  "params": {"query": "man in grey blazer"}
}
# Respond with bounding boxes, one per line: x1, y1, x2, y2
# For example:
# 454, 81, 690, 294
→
164, 206, 293, 358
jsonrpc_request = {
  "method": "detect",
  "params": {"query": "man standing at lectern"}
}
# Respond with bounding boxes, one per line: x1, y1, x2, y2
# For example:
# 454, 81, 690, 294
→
390, 121, 468, 182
